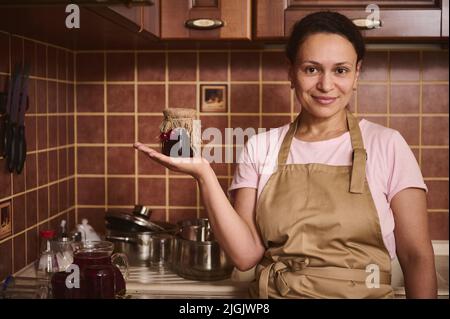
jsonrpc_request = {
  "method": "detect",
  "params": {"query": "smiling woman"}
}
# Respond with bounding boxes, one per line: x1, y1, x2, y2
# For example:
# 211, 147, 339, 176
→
134, 11, 437, 299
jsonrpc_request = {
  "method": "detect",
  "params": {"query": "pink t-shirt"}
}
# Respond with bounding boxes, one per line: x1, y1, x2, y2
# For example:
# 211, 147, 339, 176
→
228, 119, 427, 259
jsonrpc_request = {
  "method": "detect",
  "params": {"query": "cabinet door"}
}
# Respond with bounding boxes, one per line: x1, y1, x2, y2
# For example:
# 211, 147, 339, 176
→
256, 0, 442, 40
108, 3, 160, 37
161, 0, 251, 39
90, 2, 160, 38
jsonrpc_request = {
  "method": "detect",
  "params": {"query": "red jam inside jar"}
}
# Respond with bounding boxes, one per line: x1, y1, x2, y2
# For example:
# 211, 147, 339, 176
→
160, 129, 193, 157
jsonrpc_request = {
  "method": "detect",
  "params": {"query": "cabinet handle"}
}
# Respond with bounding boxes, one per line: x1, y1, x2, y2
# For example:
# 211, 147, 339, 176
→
138, 6, 145, 32
352, 18, 382, 30
185, 18, 224, 30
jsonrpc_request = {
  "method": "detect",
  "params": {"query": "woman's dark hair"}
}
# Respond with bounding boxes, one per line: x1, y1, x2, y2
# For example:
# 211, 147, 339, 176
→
286, 11, 365, 65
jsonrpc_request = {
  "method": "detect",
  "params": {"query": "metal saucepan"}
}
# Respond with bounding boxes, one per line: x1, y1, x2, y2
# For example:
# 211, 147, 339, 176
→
171, 218, 234, 281
106, 229, 174, 269
104, 206, 178, 268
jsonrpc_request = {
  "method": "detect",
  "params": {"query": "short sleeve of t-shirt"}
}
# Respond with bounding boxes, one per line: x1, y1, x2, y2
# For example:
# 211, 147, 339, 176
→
385, 130, 428, 202
228, 135, 259, 198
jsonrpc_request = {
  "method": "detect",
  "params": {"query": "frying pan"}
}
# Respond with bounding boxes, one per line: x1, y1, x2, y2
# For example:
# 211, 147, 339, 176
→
2, 63, 29, 174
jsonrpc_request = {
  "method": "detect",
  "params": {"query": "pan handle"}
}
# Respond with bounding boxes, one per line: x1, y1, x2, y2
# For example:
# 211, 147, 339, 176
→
15, 125, 26, 174
7, 124, 17, 173
106, 235, 138, 244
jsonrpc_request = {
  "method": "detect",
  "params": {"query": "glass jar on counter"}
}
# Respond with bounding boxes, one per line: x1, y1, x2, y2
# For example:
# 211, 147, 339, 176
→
35, 230, 59, 280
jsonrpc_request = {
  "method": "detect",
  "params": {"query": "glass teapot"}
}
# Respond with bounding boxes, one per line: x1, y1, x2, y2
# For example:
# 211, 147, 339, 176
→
51, 241, 129, 299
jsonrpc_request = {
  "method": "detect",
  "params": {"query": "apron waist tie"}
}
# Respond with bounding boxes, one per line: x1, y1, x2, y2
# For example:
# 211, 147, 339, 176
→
258, 258, 391, 299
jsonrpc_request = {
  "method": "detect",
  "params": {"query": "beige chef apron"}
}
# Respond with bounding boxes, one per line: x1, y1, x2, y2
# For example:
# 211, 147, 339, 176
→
249, 110, 394, 299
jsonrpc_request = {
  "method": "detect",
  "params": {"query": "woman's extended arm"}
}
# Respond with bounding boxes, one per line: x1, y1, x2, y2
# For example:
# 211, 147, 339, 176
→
197, 169, 265, 270
134, 143, 265, 270
391, 187, 437, 298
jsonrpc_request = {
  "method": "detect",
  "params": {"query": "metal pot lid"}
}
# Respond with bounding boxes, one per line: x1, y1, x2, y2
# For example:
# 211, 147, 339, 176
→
105, 205, 169, 232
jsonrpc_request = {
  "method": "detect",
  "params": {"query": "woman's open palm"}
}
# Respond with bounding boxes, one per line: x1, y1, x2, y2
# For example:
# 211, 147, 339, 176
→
133, 142, 210, 179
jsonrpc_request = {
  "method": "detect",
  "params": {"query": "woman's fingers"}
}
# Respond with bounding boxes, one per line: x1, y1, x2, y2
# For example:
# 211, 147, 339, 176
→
133, 142, 156, 155
134, 142, 169, 165
134, 142, 210, 180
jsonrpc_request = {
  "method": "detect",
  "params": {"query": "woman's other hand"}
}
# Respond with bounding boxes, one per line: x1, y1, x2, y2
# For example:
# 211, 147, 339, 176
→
133, 142, 211, 180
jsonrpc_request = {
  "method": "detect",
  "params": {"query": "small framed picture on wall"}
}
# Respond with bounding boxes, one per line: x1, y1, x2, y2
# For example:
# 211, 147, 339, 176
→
200, 84, 227, 113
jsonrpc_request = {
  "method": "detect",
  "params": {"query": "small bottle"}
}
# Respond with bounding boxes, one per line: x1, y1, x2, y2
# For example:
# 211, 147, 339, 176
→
55, 220, 74, 272
36, 230, 59, 280
57, 220, 68, 240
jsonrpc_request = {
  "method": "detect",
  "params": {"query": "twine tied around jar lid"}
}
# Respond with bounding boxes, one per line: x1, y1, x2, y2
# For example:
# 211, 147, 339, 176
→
159, 108, 201, 155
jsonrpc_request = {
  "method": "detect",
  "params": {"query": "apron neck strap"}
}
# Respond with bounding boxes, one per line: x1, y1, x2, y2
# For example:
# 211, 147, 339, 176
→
277, 109, 367, 194
277, 113, 300, 166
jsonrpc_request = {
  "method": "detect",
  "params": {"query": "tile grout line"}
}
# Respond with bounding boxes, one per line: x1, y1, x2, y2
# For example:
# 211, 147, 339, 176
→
70, 204, 449, 212
22, 37, 29, 266
65, 50, 70, 225
0, 71, 449, 86
165, 49, 169, 222
46, 44, 50, 229
59, 112, 450, 117
4, 139, 448, 155
56, 49, 60, 229
69, 174, 444, 181
29, 38, 39, 264
104, 52, 108, 212
227, 49, 231, 199
74, 51, 78, 225
135, 52, 139, 207
8, 34, 14, 274
33, 37, 38, 262
26, 113, 78, 116
196, 50, 200, 219
20, 36, 26, 272
22, 78, 448, 85
73, 47, 447, 54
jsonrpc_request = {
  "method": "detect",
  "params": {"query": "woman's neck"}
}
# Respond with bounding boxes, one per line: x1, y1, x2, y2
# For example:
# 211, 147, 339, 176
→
295, 109, 348, 142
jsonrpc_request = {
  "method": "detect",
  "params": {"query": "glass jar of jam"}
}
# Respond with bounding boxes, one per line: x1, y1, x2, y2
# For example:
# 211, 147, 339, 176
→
159, 108, 198, 158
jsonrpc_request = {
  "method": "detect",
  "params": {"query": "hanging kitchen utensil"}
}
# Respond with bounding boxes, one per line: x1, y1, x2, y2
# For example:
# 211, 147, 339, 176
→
13, 63, 30, 174
3, 63, 29, 174
2, 64, 21, 159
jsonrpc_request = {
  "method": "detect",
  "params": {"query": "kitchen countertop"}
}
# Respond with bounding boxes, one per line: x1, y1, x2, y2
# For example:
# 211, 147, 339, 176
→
13, 264, 251, 299
9, 240, 448, 299
12, 263, 448, 299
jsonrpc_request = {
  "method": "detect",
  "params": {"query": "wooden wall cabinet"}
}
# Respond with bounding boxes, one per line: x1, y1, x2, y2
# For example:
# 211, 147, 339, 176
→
0, 3, 161, 50
255, 0, 446, 42
160, 0, 251, 40
104, 2, 160, 37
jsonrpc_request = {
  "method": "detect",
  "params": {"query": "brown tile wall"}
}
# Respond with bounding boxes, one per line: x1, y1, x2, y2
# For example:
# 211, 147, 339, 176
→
74, 48, 449, 242
0, 31, 75, 281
